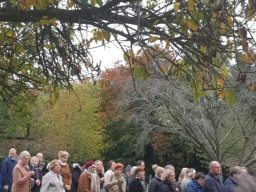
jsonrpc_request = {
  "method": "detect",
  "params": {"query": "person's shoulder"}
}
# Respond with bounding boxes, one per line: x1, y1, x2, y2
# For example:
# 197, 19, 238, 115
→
205, 173, 213, 180
43, 171, 51, 177
104, 170, 113, 177
224, 176, 234, 185
2, 157, 9, 163
188, 180, 196, 186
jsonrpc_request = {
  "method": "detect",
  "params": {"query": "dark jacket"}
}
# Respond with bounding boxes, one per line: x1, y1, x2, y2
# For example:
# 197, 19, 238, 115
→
71, 165, 83, 192
187, 180, 205, 192
129, 178, 144, 192
71, 165, 82, 192
204, 173, 227, 192
123, 173, 133, 192
158, 181, 176, 192
29, 164, 42, 192
148, 177, 162, 192
224, 176, 237, 192
1, 157, 17, 187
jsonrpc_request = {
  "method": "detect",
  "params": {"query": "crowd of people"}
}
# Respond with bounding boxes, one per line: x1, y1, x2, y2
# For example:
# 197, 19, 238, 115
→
1, 148, 256, 192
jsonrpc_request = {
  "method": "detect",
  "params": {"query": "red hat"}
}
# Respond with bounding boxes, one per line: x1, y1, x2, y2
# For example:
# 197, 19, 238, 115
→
114, 163, 124, 170
85, 160, 94, 169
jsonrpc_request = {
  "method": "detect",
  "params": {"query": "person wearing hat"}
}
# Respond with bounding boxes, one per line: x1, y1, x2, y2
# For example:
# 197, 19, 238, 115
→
128, 167, 145, 192
78, 161, 101, 192
104, 163, 126, 192
40, 159, 65, 192
123, 165, 132, 192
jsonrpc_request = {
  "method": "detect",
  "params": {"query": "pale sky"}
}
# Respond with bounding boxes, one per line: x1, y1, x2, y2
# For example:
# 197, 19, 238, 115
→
90, 44, 125, 70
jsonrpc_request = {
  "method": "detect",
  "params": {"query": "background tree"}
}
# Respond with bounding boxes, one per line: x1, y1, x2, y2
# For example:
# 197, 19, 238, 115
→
99, 65, 194, 169
28, 83, 105, 161
99, 66, 139, 164
115, 64, 256, 167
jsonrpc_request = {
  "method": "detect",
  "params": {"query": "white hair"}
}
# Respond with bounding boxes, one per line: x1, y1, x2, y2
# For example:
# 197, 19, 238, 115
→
19, 150, 30, 158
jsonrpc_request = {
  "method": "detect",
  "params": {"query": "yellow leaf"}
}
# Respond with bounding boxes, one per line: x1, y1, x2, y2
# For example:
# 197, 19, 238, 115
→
218, 90, 225, 99
239, 52, 255, 64
212, 11, 218, 19
218, 90, 236, 105
224, 90, 235, 106
188, 0, 196, 12
67, 0, 75, 8
226, 16, 233, 28
187, 19, 198, 31
200, 45, 207, 54
35, 0, 49, 10
174, 2, 179, 13
219, 22, 227, 34
149, 35, 158, 42
6, 30, 16, 38
219, 67, 229, 79
216, 77, 225, 88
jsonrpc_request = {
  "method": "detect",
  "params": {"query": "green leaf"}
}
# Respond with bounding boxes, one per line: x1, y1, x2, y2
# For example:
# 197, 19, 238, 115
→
224, 90, 235, 106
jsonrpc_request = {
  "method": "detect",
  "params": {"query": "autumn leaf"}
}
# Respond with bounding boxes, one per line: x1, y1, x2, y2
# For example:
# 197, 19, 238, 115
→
188, 0, 196, 12
226, 16, 233, 28
187, 19, 198, 31
224, 90, 235, 106
174, 2, 179, 13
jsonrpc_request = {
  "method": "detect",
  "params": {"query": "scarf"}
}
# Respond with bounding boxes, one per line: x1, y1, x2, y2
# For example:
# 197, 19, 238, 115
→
83, 168, 101, 192
90, 172, 101, 192
59, 160, 67, 166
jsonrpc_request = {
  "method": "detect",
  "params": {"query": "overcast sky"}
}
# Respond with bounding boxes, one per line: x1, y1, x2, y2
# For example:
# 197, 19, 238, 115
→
90, 43, 125, 70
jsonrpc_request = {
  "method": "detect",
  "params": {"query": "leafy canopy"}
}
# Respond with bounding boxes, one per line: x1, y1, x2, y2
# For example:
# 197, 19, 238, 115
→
0, 0, 256, 102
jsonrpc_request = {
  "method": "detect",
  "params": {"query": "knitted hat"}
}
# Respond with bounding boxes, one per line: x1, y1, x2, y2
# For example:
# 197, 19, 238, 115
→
85, 160, 95, 169
125, 164, 132, 172
114, 163, 124, 170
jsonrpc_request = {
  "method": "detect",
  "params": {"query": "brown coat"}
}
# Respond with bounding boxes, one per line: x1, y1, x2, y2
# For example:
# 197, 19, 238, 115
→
78, 172, 91, 192
11, 163, 31, 192
59, 163, 72, 189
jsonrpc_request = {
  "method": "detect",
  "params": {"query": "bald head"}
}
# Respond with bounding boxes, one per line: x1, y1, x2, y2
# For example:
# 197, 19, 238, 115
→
209, 161, 221, 176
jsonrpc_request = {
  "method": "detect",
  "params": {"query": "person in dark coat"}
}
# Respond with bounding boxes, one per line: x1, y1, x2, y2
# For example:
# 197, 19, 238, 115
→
224, 166, 242, 192
123, 164, 132, 192
129, 167, 145, 192
70, 161, 85, 192
158, 168, 176, 192
204, 161, 227, 192
148, 166, 164, 192
29, 156, 43, 192
1, 148, 17, 192
187, 172, 205, 192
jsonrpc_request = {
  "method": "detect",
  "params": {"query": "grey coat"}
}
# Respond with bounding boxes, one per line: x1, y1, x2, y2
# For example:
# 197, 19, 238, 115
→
40, 171, 65, 192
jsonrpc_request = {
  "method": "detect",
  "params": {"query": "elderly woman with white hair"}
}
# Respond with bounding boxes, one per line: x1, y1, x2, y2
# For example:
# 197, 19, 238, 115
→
40, 159, 65, 192
58, 151, 72, 191
11, 151, 35, 192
